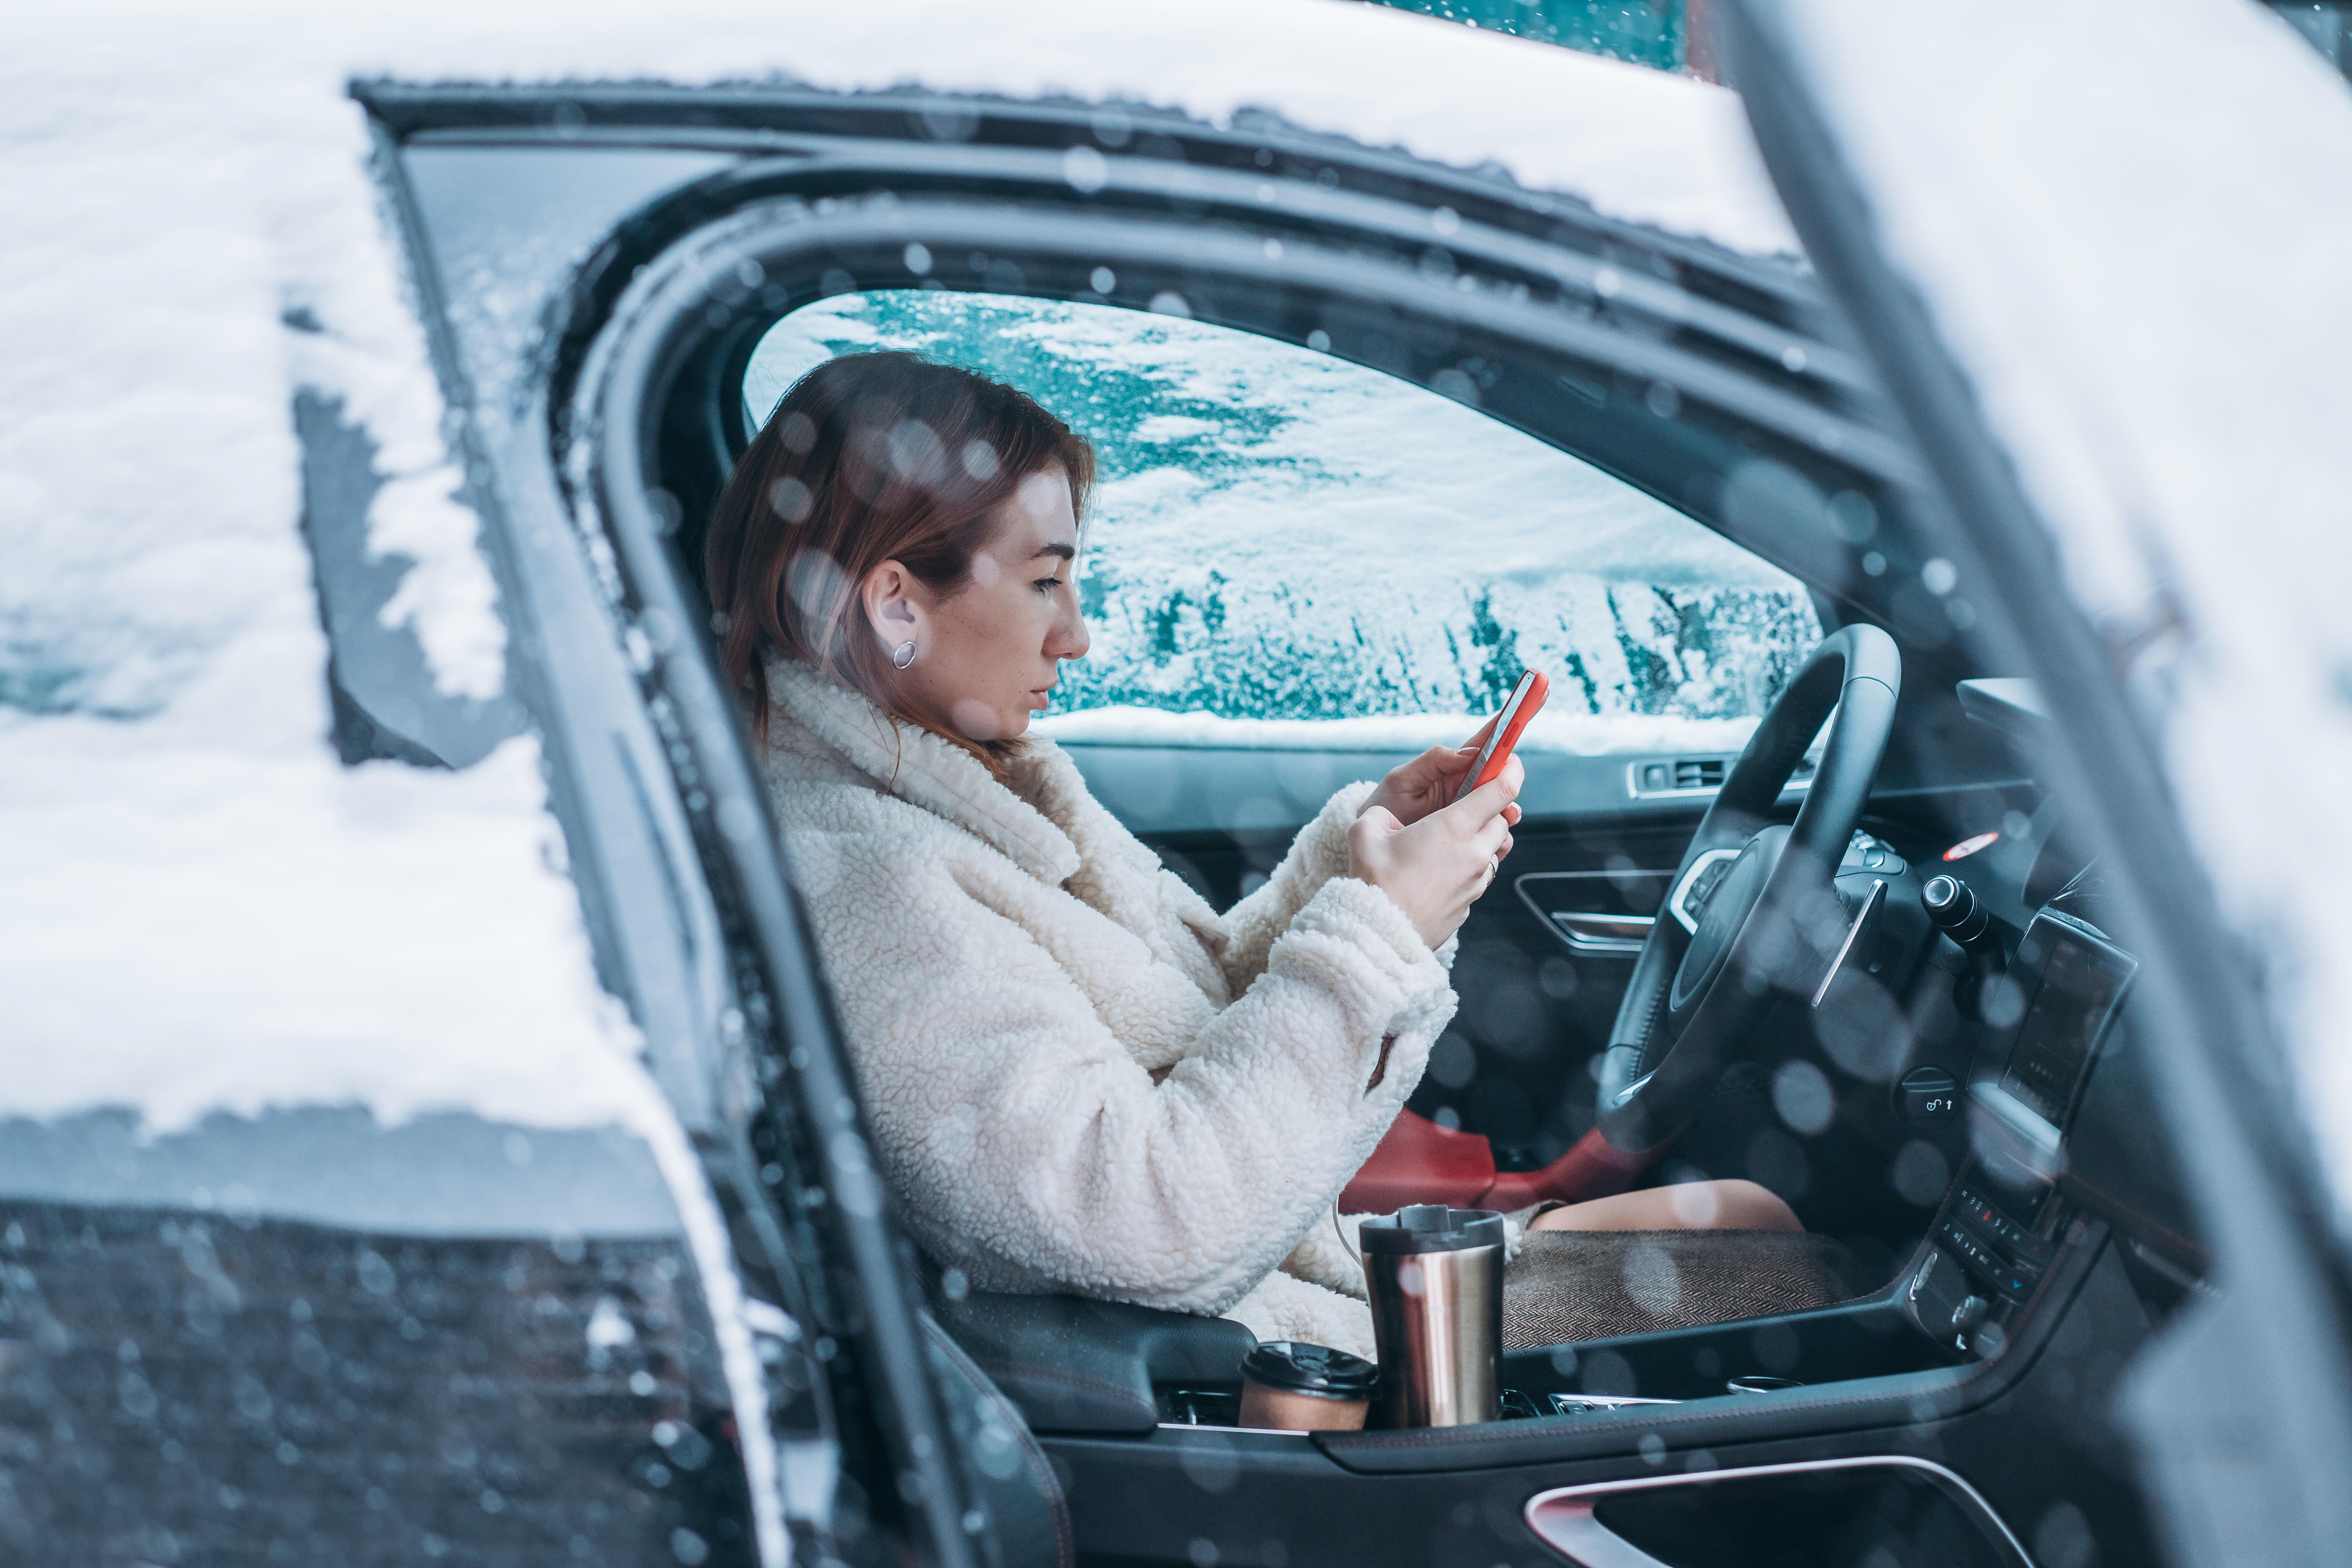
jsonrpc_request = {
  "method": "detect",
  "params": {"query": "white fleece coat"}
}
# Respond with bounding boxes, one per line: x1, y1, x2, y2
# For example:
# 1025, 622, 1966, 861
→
757, 658, 1458, 1357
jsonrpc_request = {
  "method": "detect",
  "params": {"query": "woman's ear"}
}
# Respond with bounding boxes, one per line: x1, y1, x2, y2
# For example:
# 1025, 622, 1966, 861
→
860, 559, 926, 658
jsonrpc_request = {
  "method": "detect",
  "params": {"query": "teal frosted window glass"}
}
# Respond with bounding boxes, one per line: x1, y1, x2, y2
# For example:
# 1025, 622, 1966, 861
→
1357, 0, 1688, 72
743, 292, 1817, 750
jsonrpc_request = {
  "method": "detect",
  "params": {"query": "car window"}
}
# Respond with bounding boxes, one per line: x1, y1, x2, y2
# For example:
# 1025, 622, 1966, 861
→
744, 292, 1820, 754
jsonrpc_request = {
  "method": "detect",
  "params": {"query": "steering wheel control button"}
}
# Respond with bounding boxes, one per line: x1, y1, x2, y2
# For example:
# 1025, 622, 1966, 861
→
1842, 833, 1908, 877
1686, 858, 1733, 912
1896, 1067, 1960, 1127
1671, 832, 1788, 1012
1666, 847, 1743, 932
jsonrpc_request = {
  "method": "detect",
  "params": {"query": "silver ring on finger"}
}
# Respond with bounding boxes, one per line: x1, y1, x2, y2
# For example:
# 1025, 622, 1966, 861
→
1485, 854, 1499, 879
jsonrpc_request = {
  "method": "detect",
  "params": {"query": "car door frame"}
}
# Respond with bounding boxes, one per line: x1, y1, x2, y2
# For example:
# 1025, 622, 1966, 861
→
507, 80, 2210, 1568
363, 95, 992, 1568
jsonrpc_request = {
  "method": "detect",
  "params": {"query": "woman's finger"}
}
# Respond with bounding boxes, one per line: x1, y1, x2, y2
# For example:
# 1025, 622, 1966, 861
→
1383, 748, 1444, 790
1474, 813, 1513, 857
1419, 743, 1471, 783
1386, 744, 1483, 822
1456, 769, 1521, 823
1422, 749, 1479, 798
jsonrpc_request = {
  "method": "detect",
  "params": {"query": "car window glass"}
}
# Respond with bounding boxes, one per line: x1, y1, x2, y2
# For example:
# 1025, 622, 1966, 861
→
744, 292, 1820, 752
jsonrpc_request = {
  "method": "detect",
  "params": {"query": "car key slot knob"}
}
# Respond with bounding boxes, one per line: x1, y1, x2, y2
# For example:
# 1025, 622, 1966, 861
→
1922, 875, 1996, 953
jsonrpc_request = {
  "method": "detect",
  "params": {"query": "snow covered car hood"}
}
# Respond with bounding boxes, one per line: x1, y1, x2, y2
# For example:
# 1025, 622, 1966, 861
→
1756, 0, 2352, 1206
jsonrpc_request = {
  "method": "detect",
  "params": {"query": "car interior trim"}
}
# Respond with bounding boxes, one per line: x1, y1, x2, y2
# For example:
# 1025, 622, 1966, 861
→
1810, 875, 1886, 1007
359, 82, 1845, 348
1624, 757, 1817, 801
1310, 1214, 2118, 1475
1549, 912, 1659, 953
1523, 1454, 2032, 1568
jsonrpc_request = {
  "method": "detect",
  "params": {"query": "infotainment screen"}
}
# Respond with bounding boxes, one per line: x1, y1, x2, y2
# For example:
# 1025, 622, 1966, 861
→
1998, 922, 2135, 1129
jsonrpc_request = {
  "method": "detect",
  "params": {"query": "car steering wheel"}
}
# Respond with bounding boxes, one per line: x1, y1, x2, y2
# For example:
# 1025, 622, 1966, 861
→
1595, 623, 1902, 1157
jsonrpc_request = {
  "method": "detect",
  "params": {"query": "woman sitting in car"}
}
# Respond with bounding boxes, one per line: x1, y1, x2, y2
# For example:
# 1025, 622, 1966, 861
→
704, 351, 1793, 1355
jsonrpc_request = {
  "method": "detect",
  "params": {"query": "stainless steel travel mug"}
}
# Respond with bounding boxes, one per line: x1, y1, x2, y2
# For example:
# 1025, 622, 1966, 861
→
1359, 1204, 1505, 1427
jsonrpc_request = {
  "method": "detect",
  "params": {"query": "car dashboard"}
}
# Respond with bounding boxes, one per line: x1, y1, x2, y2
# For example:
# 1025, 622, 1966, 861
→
1872, 686, 2201, 1363
1902, 893, 2148, 1356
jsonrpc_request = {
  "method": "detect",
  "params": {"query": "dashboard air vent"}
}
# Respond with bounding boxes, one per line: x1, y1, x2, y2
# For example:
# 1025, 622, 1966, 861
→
1674, 758, 1727, 791
1628, 753, 1820, 799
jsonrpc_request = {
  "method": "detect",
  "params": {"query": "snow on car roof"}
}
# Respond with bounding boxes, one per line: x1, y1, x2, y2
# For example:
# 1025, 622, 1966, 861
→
0, 21, 1802, 1547
0, 0, 1788, 1134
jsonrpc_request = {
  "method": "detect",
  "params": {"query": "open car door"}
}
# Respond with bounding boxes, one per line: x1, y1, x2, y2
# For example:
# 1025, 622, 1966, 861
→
358, 2, 2352, 1561
1720, 1, 2352, 1562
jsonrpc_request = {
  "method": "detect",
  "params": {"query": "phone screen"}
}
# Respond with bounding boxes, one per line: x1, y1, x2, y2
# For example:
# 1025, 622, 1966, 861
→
1453, 670, 1550, 804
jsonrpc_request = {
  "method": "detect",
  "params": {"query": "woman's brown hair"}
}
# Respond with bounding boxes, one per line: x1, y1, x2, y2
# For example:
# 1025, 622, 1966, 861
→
706, 350, 1094, 771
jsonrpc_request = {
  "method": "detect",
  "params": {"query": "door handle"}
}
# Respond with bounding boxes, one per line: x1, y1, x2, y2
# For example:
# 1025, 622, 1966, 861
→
1549, 912, 1655, 953
1524, 1456, 2031, 1568
1526, 1499, 1673, 1568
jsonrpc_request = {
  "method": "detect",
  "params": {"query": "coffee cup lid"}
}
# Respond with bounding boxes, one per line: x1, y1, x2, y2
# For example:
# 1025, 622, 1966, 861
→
1357, 1204, 1507, 1255
1241, 1341, 1377, 1399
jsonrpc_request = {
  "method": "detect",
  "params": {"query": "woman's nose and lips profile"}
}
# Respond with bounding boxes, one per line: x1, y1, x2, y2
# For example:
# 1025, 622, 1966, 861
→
858, 467, 1091, 742
852, 465, 1524, 955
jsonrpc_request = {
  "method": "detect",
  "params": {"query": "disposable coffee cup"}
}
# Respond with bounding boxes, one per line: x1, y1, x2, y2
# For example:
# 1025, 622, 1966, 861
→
1237, 1341, 1376, 1432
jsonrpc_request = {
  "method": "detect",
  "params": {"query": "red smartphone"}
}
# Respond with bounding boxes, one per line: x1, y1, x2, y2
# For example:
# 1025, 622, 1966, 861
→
1453, 669, 1550, 804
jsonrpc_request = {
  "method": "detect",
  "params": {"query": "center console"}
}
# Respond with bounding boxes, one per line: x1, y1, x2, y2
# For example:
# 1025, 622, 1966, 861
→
951, 890, 2152, 1449
1901, 909, 2136, 1356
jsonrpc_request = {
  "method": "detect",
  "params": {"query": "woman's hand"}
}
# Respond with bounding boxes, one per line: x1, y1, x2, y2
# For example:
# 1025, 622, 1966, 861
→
1346, 760, 1522, 952
1361, 715, 1501, 828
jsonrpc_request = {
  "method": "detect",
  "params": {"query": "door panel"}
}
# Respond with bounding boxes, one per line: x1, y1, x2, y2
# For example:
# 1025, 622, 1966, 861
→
1414, 815, 1701, 1167
1517, 869, 1673, 957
